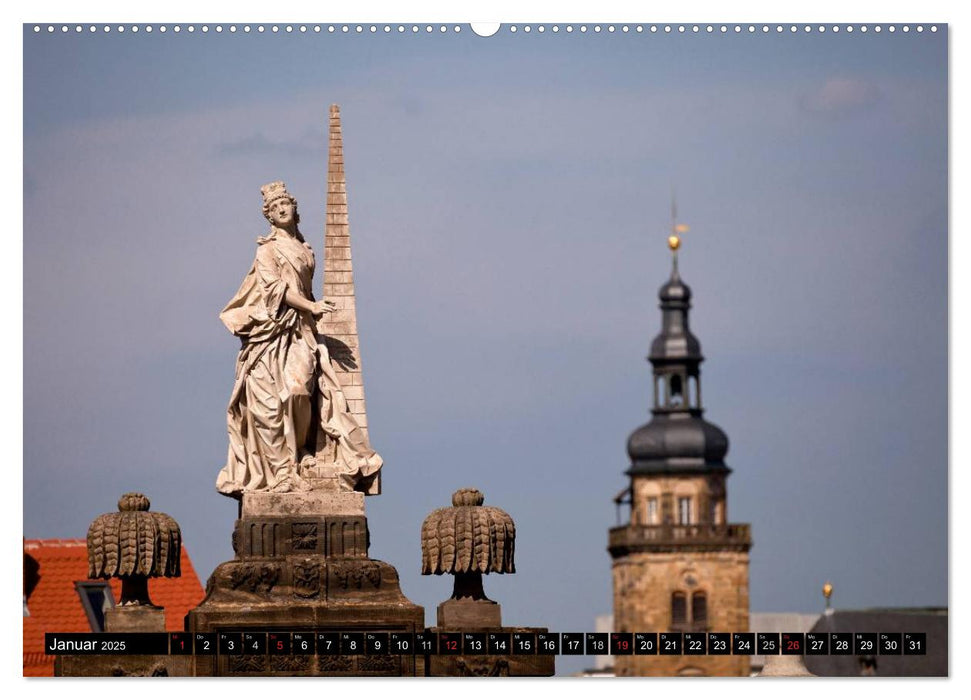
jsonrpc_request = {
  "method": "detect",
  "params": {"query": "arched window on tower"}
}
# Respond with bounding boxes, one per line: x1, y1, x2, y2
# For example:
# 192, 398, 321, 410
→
670, 374, 683, 407
671, 592, 687, 626
692, 592, 708, 628
688, 375, 698, 408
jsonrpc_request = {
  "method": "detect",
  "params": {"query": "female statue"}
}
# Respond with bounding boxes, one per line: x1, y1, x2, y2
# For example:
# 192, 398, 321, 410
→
216, 181, 382, 496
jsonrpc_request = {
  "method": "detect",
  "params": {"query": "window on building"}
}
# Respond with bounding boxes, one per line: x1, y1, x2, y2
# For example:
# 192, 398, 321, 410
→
671, 592, 687, 625
75, 581, 115, 633
688, 375, 698, 407
709, 500, 718, 524
647, 497, 658, 524
692, 592, 708, 627
678, 497, 692, 525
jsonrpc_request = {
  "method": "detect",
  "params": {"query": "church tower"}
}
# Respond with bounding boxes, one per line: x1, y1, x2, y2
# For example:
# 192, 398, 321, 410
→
609, 226, 752, 677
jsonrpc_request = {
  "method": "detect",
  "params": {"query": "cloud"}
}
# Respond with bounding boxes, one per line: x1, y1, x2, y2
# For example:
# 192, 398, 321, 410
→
215, 127, 326, 159
800, 77, 882, 116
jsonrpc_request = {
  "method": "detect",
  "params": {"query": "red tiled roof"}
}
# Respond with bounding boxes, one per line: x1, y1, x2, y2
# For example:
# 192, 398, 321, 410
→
23, 538, 206, 677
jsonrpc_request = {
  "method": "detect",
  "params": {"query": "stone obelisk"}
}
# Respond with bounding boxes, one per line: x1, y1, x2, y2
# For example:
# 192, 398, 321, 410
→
314, 104, 380, 494
186, 106, 423, 677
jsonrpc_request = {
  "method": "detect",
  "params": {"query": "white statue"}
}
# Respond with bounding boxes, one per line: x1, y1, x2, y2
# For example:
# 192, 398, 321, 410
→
216, 182, 382, 496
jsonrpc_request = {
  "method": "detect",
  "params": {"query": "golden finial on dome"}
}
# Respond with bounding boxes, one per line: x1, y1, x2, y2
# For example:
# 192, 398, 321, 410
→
823, 581, 834, 613
668, 194, 690, 256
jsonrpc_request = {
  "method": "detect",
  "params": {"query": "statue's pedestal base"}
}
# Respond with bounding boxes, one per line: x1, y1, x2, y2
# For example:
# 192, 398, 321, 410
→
426, 627, 555, 677
437, 598, 502, 628
186, 491, 425, 676
105, 605, 166, 632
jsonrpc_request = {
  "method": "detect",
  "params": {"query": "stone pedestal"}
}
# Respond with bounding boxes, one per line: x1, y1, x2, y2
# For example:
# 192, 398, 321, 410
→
105, 605, 166, 632
426, 627, 555, 677
186, 490, 425, 677
437, 598, 502, 629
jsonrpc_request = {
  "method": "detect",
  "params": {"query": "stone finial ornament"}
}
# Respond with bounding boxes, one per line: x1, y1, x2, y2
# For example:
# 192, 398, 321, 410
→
421, 488, 515, 579
87, 493, 182, 606
421, 489, 514, 628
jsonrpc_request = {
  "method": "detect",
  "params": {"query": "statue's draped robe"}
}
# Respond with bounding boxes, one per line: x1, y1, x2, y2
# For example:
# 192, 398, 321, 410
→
216, 231, 382, 495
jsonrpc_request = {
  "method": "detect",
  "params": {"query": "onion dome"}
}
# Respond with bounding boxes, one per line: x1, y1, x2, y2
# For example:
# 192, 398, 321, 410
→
627, 414, 730, 474
421, 488, 515, 576
650, 266, 703, 362
87, 493, 182, 605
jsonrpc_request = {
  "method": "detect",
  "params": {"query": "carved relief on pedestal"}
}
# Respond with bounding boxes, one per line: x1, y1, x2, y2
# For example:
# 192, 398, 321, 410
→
358, 654, 399, 675
453, 658, 510, 677
317, 655, 354, 674
330, 560, 382, 590
229, 655, 268, 674
292, 558, 323, 599
270, 655, 311, 673
291, 522, 318, 551
226, 563, 280, 594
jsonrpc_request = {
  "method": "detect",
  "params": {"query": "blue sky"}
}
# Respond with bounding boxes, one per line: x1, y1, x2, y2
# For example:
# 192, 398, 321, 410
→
22, 23, 947, 674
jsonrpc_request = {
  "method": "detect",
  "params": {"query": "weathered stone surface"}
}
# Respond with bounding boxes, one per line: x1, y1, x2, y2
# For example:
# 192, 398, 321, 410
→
427, 627, 554, 677
104, 605, 165, 633
611, 550, 750, 676
56, 655, 193, 677
241, 490, 364, 517
437, 598, 501, 629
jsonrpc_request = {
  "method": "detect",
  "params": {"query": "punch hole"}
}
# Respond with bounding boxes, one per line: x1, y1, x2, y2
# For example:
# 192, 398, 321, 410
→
636, 26, 643, 33
525, 26, 532, 33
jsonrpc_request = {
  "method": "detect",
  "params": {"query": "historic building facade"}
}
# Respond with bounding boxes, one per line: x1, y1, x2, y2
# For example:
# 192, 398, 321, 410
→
609, 238, 752, 676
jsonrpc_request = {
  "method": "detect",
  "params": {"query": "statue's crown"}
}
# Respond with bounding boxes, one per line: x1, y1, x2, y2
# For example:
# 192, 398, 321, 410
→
260, 181, 291, 206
